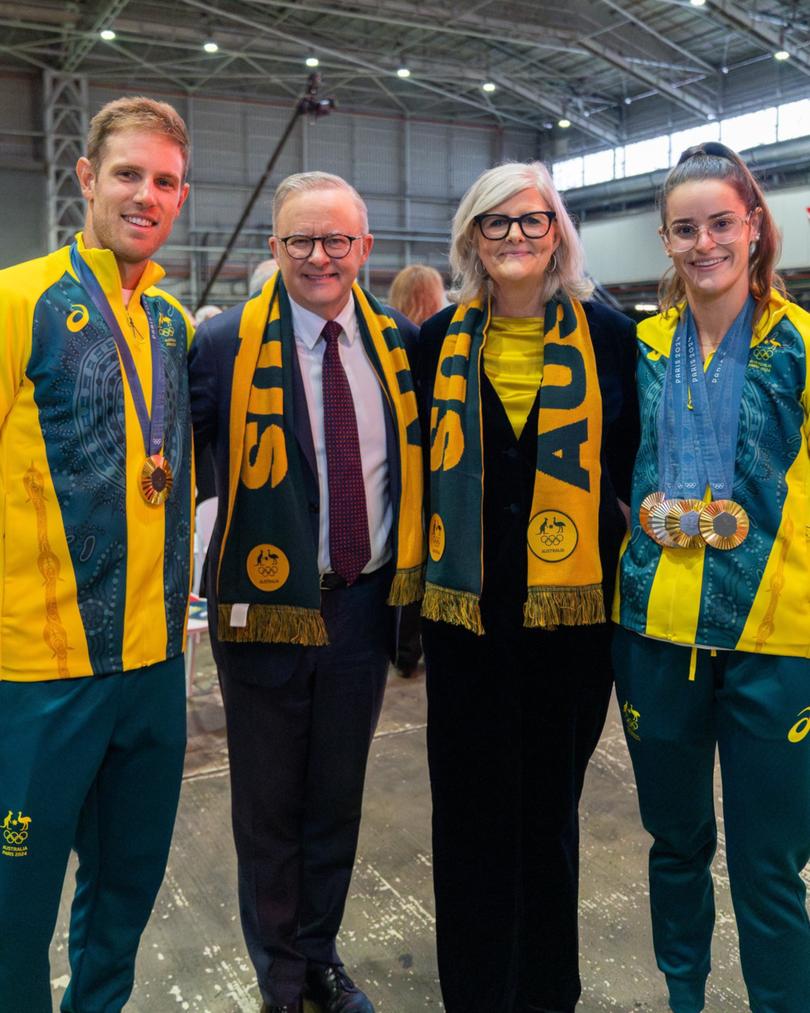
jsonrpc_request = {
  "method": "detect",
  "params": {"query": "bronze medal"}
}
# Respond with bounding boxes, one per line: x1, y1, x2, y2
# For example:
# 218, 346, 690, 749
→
639, 491, 666, 538
140, 454, 174, 506
648, 499, 679, 548
699, 500, 749, 550
664, 498, 705, 549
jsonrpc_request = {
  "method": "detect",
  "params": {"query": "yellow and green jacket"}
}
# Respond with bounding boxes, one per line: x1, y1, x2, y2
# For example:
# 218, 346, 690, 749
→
615, 290, 810, 657
0, 234, 193, 681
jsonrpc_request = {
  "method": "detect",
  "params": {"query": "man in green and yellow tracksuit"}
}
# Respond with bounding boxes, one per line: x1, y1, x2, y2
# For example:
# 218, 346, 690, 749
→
0, 96, 193, 1012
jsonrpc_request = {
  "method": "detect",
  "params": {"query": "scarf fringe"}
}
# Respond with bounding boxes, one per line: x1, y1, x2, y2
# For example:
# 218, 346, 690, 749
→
523, 584, 605, 630
217, 604, 328, 646
387, 564, 425, 606
421, 583, 484, 636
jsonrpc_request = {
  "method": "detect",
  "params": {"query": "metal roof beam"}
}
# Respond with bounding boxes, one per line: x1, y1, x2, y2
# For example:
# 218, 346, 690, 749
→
705, 0, 810, 79
174, 0, 546, 128
489, 75, 619, 146
579, 38, 716, 120
63, 0, 131, 72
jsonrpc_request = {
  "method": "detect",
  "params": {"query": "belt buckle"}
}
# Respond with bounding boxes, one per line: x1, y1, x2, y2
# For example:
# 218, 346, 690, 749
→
320, 572, 342, 591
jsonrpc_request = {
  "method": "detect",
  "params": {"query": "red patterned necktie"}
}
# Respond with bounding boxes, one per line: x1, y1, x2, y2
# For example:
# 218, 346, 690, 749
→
321, 319, 371, 585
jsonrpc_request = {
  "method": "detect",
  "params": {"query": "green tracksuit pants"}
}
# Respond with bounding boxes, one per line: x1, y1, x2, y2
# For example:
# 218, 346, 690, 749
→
0, 656, 186, 1012
613, 626, 810, 1013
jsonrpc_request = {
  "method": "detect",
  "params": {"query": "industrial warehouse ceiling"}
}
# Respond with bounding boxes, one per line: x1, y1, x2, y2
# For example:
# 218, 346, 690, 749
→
0, 0, 808, 156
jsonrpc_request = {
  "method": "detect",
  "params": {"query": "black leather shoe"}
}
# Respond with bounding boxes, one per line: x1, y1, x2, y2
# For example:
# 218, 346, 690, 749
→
260, 1000, 302, 1012
304, 963, 375, 1013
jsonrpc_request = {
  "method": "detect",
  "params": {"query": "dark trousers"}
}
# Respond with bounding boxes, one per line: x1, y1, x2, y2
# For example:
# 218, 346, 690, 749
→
424, 618, 614, 1013
0, 657, 186, 1013
219, 571, 391, 1007
613, 627, 810, 1013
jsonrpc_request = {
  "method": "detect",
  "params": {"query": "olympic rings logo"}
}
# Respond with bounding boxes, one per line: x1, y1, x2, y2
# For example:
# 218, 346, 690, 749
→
256, 564, 278, 577
3, 830, 28, 844
539, 533, 565, 547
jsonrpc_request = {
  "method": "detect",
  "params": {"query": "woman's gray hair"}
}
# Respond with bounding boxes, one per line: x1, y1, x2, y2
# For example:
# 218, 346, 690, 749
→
272, 171, 369, 233
449, 161, 593, 305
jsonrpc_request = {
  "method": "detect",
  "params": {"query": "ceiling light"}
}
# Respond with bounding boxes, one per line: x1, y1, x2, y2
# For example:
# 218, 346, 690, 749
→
482, 81, 496, 93
305, 56, 319, 67
203, 40, 219, 53
689, 0, 706, 7
397, 67, 411, 78
624, 96, 632, 106
774, 49, 790, 61
99, 28, 116, 41
634, 303, 658, 313
558, 117, 571, 129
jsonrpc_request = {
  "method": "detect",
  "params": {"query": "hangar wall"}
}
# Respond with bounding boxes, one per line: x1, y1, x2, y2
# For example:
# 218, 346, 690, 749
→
2, 71, 808, 310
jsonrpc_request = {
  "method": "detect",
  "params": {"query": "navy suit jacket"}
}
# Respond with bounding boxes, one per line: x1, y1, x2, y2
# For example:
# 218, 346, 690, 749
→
188, 296, 418, 685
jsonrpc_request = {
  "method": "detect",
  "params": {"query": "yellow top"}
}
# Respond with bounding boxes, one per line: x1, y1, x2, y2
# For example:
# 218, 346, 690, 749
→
483, 316, 544, 437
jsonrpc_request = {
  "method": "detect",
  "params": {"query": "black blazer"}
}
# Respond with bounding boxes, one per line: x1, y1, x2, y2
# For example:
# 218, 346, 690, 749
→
188, 299, 418, 683
416, 300, 639, 633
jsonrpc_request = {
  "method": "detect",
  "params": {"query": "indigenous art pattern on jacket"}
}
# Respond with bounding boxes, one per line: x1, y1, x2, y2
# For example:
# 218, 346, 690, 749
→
615, 291, 810, 658
0, 235, 193, 681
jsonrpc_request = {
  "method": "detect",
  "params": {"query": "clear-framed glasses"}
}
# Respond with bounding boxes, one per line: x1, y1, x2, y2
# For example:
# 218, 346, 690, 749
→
660, 210, 758, 253
279, 234, 360, 259
473, 210, 557, 241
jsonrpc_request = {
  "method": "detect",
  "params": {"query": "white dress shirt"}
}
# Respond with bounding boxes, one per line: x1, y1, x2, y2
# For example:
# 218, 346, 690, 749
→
290, 295, 392, 575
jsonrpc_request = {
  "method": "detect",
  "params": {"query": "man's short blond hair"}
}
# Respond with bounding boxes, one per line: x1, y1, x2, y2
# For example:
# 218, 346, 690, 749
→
86, 96, 191, 179
272, 171, 369, 234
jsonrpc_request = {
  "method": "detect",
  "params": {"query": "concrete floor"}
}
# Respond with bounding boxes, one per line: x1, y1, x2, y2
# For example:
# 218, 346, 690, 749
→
51, 643, 757, 1012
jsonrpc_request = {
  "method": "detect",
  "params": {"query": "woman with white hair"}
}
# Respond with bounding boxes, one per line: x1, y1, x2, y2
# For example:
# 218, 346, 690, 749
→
417, 161, 639, 1013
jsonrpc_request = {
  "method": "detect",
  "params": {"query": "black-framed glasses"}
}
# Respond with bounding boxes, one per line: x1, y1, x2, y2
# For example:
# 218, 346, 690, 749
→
473, 210, 556, 240
279, 234, 361, 260
660, 210, 758, 253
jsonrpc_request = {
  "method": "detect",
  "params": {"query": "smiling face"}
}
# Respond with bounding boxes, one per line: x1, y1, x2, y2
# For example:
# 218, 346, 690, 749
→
76, 128, 189, 288
475, 186, 558, 301
270, 187, 373, 320
663, 179, 760, 310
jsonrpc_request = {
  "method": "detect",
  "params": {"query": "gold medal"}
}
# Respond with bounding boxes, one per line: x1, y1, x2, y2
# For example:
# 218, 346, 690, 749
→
648, 499, 679, 548
140, 454, 174, 506
699, 500, 749, 550
663, 499, 705, 549
639, 492, 666, 538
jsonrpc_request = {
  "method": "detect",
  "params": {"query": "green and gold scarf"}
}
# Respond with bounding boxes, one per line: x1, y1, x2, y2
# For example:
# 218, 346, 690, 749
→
216, 273, 423, 644
422, 294, 604, 635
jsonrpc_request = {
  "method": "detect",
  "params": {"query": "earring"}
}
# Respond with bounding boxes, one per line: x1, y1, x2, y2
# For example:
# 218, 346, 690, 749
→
474, 258, 488, 278
548, 252, 558, 273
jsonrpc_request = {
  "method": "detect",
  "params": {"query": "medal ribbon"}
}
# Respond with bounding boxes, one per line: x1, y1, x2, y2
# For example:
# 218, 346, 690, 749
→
69, 242, 166, 459
658, 297, 754, 499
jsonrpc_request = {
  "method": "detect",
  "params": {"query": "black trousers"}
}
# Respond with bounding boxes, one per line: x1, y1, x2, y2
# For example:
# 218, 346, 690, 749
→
423, 617, 614, 1013
219, 570, 390, 1007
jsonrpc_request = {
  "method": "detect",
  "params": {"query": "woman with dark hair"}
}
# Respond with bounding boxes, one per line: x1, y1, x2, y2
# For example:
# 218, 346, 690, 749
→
417, 161, 639, 1013
613, 142, 810, 1013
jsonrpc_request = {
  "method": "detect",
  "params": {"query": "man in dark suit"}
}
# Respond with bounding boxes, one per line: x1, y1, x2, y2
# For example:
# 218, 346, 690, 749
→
188, 172, 422, 1013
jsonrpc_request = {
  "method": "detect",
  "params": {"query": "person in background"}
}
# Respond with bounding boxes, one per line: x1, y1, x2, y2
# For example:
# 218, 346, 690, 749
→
388, 263, 446, 328
189, 171, 423, 1013
0, 96, 193, 1012
613, 142, 810, 1013
194, 303, 223, 325
387, 263, 447, 677
249, 256, 279, 295
417, 161, 639, 1013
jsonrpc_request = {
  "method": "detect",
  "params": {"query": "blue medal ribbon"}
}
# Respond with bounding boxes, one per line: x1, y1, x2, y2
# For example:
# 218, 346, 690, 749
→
658, 296, 754, 499
69, 242, 166, 459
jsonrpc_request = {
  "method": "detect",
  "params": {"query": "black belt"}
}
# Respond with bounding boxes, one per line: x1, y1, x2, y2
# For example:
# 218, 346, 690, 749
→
319, 568, 381, 591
